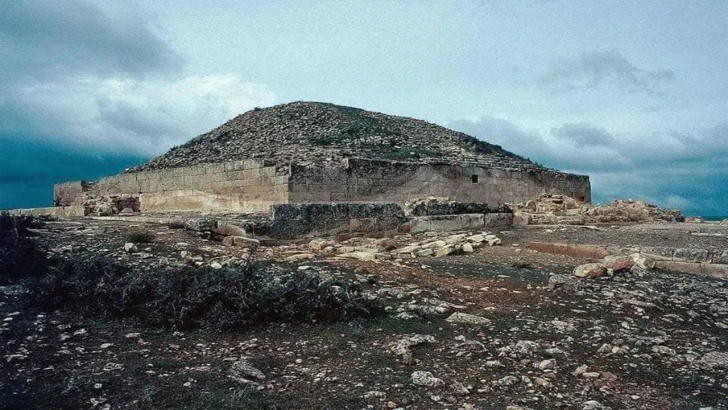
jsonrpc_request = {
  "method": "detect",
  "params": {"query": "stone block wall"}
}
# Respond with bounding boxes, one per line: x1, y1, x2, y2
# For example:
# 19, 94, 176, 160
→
51, 158, 589, 215
87, 159, 289, 213
263, 203, 405, 238
288, 158, 590, 206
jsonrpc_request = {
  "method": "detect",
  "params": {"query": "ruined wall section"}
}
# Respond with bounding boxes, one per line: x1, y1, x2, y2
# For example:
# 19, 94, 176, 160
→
87, 159, 289, 213
10, 206, 85, 218
288, 159, 590, 205
54, 181, 94, 206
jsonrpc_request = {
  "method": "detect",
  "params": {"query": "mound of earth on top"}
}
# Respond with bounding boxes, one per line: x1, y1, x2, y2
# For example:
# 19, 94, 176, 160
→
128, 101, 549, 172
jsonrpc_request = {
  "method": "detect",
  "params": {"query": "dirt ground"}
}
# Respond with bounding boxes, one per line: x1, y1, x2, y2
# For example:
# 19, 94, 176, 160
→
1, 219, 727, 410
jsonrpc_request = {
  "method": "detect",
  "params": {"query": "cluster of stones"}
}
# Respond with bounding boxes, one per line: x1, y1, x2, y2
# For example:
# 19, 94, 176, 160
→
512, 194, 683, 225
82, 192, 139, 216
391, 233, 502, 258
295, 231, 503, 263
128, 101, 551, 173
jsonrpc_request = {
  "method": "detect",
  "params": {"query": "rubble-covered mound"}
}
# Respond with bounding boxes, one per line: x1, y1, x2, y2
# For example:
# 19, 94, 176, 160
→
129, 101, 549, 172
512, 195, 684, 225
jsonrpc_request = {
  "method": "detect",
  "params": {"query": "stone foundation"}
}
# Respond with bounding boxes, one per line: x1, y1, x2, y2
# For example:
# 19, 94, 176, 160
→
260, 203, 405, 239
9, 206, 85, 218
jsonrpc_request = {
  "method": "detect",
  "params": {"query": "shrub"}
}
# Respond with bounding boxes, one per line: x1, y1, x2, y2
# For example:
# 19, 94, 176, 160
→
0, 212, 48, 284
125, 230, 155, 243
28, 258, 382, 331
166, 220, 186, 229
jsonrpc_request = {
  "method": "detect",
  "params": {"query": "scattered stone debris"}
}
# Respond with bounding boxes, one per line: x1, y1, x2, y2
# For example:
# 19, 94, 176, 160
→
1, 215, 726, 409
512, 194, 684, 225
390, 334, 436, 365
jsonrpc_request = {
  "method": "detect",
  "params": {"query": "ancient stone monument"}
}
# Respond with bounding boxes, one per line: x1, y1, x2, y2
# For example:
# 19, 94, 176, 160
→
48, 102, 589, 216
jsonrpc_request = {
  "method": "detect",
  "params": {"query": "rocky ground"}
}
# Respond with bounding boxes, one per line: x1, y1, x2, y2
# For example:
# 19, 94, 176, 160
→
129, 101, 545, 171
1, 219, 727, 409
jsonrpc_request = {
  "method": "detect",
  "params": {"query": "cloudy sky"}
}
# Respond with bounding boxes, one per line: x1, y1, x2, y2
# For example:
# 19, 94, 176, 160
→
1, 0, 726, 215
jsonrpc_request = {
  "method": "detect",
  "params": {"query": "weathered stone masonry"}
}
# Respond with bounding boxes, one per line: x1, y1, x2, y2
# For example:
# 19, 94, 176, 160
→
55, 159, 289, 214
53, 158, 590, 214
289, 158, 590, 205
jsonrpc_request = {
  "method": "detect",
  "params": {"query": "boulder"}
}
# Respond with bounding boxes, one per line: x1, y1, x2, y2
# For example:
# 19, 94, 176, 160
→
222, 236, 259, 251
215, 223, 247, 237
229, 359, 265, 383
284, 253, 315, 262
397, 244, 422, 253
123, 243, 137, 254
485, 234, 502, 246
548, 274, 580, 291
466, 234, 486, 243
411, 370, 444, 387
185, 218, 218, 232
631, 253, 656, 270
339, 251, 378, 262
309, 238, 335, 251
602, 255, 633, 272
445, 312, 491, 325
574, 263, 608, 278
434, 245, 456, 257
390, 334, 436, 365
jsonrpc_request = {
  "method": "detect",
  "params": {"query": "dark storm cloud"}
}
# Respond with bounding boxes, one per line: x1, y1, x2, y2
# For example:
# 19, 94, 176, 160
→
0, 0, 182, 84
551, 123, 617, 148
539, 50, 674, 95
0, 138, 147, 209
0, 0, 182, 209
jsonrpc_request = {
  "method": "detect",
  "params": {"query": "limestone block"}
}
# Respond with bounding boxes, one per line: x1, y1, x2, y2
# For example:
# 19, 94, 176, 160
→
700, 263, 728, 279
461, 214, 486, 230
273, 176, 289, 185
243, 168, 262, 179
210, 163, 226, 174
409, 214, 483, 233
259, 166, 276, 177
243, 159, 263, 169
654, 260, 703, 276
